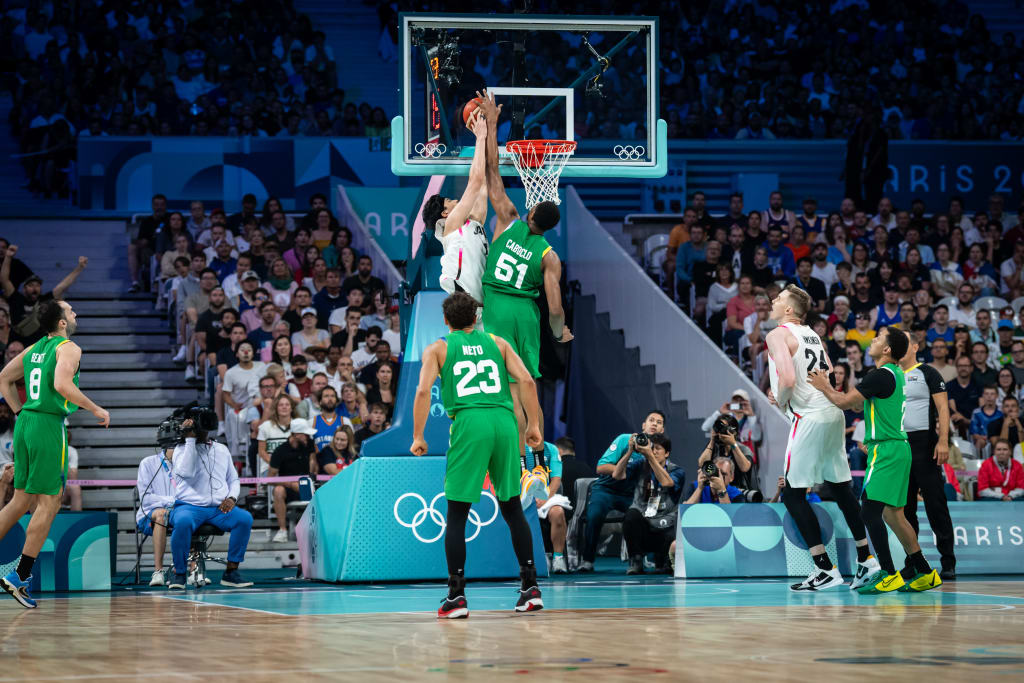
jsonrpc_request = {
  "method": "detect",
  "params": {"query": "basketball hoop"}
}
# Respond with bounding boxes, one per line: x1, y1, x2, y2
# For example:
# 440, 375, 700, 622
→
505, 139, 577, 207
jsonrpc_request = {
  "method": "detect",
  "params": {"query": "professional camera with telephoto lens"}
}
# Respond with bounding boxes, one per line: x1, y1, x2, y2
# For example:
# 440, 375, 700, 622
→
634, 432, 650, 448
156, 401, 218, 446
701, 460, 718, 480
712, 413, 739, 436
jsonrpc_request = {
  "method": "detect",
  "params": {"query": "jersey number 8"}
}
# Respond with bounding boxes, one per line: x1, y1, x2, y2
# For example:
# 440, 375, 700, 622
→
493, 253, 528, 289
28, 367, 42, 401
453, 360, 502, 397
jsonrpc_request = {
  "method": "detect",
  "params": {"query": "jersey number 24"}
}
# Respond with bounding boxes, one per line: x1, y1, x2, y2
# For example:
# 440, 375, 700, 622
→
804, 348, 828, 375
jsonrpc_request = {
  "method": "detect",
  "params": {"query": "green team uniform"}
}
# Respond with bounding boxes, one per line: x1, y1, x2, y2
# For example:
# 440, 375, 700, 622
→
13, 335, 79, 495
440, 329, 519, 503
481, 219, 552, 379
861, 363, 911, 507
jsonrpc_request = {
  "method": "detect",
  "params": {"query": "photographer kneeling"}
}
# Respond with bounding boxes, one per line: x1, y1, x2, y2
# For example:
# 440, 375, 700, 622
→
685, 456, 742, 505
616, 434, 686, 574
170, 411, 254, 590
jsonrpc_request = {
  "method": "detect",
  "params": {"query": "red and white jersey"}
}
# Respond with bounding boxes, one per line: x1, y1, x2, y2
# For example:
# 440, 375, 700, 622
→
768, 323, 835, 416
437, 218, 488, 303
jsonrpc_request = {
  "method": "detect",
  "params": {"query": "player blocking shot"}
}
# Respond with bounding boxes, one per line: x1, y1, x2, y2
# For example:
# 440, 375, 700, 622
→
0, 299, 110, 609
410, 292, 545, 618
474, 90, 573, 453
809, 327, 942, 594
421, 111, 490, 305
765, 285, 878, 592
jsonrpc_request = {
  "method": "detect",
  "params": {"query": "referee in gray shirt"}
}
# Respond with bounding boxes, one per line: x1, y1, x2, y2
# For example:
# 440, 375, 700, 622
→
900, 336, 957, 580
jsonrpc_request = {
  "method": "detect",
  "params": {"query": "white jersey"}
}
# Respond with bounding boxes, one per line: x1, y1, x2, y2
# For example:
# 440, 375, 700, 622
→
437, 218, 488, 303
768, 323, 835, 416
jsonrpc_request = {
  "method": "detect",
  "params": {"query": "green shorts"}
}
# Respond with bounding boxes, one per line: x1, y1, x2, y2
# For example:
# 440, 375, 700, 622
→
13, 410, 69, 496
863, 439, 911, 507
481, 290, 541, 380
445, 407, 520, 503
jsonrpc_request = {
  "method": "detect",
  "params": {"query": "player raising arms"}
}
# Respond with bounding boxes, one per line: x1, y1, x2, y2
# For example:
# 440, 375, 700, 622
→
474, 90, 572, 450
765, 285, 877, 592
0, 299, 110, 608
421, 110, 490, 304
809, 326, 942, 594
410, 292, 545, 618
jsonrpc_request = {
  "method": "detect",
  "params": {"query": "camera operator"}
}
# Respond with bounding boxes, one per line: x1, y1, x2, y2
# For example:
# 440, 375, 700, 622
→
580, 410, 666, 572
685, 456, 742, 504
618, 434, 686, 575
169, 413, 254, 590
698, 413, 755, 490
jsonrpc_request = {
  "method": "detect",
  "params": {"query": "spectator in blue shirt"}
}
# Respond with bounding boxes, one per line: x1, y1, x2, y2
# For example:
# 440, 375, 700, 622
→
580, 410, 666, 572
523, 441, 569, 573
619, 434, 686, 574
684, 456, 742, 504
970, 386, 1003, 453
926, 304, 954, 344
761, 226, 796, 278
675, 225, 707, 310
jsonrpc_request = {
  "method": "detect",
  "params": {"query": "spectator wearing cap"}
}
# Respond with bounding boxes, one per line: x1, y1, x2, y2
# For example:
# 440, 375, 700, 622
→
788, 258, 826, 313
291, 306, 330, 356
268, 418, 318, 543
221, 254, 253, 300
927, 304, 954, 344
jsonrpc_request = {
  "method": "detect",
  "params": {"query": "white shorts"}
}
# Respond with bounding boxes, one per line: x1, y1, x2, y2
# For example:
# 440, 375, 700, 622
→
784, 408, 851, 488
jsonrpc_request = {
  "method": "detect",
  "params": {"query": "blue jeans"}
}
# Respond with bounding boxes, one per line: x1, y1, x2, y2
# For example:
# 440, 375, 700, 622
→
582, 483, 634, 563
170, 503, 253, 574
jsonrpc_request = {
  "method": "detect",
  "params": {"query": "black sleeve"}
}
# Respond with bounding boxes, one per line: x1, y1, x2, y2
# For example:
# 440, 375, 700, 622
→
269, 444, 284, 469
856, 368, 896, 400
987, 418, 1004, 438
920, 363, 946, 395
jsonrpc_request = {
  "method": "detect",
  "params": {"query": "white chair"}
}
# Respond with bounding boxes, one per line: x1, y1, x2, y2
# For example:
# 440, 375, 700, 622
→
953, 436, 977, 459
975, 296, 1009, 313
936, 296, 957, 311
1010, 296, 1024, 316
643, 233, 669, 270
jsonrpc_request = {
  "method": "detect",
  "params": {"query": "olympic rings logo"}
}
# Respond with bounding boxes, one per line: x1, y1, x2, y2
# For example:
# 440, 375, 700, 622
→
613, 145, 646, 160
393, 491, 499, 543
415, 142, 447, 159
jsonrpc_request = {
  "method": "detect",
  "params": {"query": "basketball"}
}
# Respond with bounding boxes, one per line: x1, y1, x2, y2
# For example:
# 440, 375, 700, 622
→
462, 98, 482, 126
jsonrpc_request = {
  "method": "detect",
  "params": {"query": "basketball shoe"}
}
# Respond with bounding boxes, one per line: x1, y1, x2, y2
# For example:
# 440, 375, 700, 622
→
849, 556, 882, 590
1, 571, 36, 609
790, 566, 845, 591
857, 571, 905, 594
515, 585, 544, 612
438, 594, 469, 619
898, 569, 942, 593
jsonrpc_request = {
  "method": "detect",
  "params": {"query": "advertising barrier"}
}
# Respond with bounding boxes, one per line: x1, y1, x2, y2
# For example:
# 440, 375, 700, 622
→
0, 512, 115, 592
296, 456, 548, 582
675, 502, 1024, 578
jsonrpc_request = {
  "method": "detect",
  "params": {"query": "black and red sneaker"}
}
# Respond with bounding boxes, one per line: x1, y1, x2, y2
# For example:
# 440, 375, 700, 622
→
515, 585, 544, 613
438, 594, 469, 619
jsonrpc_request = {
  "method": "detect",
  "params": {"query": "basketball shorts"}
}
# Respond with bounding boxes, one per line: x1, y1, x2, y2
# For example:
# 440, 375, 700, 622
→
784, 408, 852, 489
12, 409, 69, 496
863, 439, 911, 507
481, 291, 541, 380
445, 407, 520, 503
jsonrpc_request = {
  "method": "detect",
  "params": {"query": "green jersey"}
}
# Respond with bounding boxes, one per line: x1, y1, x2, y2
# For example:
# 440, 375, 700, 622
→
481, 219, 552, 299
440, 329, 514, 416
863, 363, 906, 442
23, 335, 79, 416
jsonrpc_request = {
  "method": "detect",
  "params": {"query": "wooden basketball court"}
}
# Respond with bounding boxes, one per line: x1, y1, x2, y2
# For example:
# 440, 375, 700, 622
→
4, 576, 1024, 681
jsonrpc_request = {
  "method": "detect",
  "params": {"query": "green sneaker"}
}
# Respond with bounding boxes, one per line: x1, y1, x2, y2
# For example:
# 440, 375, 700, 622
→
857, 571, 905, 595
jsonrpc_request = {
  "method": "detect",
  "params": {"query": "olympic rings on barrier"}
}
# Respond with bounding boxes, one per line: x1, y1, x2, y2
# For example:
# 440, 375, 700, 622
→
393, 491, 499, 543
414, 142, 447, 158
613, 145, 646, 160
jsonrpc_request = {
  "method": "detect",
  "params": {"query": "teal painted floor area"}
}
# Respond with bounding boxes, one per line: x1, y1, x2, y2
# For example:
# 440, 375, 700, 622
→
156, 578, 1024, 616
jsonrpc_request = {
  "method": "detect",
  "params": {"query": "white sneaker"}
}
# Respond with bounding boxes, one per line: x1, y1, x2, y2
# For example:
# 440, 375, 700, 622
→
552, 556, 568, 574
172, 346, 186, 362
184, 366, 196, 381
790, 566, 845, 592
849, 557, 882, 590
578, 560, 594, 573
272, 529, 288, 543
217, 421, 226, 436
149, 570, 165, 587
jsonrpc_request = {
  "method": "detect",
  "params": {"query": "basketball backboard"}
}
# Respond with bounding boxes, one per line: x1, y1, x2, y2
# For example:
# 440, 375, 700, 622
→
393, 13, 665, 178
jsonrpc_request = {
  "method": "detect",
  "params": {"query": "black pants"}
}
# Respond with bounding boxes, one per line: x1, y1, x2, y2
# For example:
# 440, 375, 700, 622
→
905, 430, 956, 570
622, 508, 674, 562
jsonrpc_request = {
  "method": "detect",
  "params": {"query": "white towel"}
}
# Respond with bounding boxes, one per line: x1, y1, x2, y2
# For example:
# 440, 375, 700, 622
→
537, 494, 572, 519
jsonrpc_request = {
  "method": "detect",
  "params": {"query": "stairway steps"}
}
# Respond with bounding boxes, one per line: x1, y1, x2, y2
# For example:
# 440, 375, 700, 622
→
74, 317, 169, 333
66, 300, 161, 316
69, 407, 174, 426
78, 354, 179, 371
75, 335, 174, 352
72, 427, 161, 446
76, 446, 162, 467
84, 388, 202, 406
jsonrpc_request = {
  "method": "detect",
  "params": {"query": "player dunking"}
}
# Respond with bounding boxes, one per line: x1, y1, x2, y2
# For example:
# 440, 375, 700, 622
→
411, 292, 545, 618
0, 299, 110, 608
809, 326, 942, 594
765, 285, 878, 591
474, 90, 572, 450
421, 110, 490, 303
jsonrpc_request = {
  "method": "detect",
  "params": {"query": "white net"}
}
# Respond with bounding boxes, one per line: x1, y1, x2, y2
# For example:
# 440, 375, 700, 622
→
506, 140, 577, 208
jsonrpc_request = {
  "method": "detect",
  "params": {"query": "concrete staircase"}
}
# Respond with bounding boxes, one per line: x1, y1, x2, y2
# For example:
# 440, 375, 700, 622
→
295, 0, 398, 114
967, 0, 1024, 40
4, 219, 301, 573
